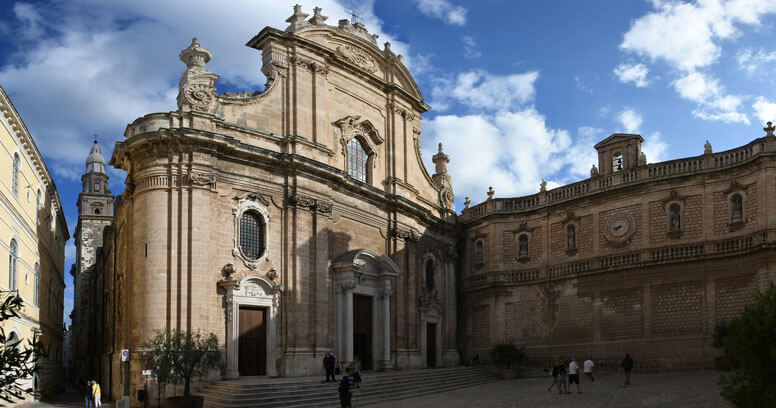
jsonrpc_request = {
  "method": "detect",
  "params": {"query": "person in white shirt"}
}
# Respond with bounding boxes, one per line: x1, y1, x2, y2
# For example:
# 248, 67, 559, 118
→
583, 357, 595, 382
567, 358, 581, 393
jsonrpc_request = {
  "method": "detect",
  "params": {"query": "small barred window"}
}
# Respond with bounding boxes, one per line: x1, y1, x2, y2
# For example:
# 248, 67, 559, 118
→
240, 210, 265, 260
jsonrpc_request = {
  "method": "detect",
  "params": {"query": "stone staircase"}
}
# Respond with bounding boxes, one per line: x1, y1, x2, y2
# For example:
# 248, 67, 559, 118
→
199, 366, 500, 407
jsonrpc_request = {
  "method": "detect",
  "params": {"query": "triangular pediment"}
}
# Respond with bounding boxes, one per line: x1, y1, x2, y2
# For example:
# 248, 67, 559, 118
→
594, 133, 644, 149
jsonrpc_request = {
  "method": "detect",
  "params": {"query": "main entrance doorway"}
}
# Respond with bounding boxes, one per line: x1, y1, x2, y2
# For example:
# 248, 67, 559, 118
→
426, 322, 436, 368
353, 294, 373, 370
238, 306, 267, 376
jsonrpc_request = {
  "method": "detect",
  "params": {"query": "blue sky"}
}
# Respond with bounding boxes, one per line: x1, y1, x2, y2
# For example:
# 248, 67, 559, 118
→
2, 0, 776, 325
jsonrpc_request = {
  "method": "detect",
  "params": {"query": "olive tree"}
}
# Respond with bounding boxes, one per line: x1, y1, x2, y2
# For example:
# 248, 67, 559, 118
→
146, 330, 222, 398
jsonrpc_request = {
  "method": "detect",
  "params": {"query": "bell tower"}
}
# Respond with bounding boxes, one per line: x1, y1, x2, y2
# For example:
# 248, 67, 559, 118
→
75, 139, 114, 276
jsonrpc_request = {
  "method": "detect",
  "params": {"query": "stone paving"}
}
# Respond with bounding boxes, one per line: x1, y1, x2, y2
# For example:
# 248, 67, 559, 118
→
370, 371, 731, 408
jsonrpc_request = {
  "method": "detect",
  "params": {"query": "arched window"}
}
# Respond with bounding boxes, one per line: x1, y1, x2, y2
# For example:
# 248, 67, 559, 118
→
94, 208, 101, 215
730, 193, 743, 222
518, 234, 529, 258
425, 259, 435, 291
239, 210, 265, 260
12, 153, 21, 197
669, 203, 681, 231
33, 263, 40, 307
6, 331, 19, 349
347, 138, 369, 183
36, 190, 41, 227
474, 240, 484, 264
8, 239, 18, 291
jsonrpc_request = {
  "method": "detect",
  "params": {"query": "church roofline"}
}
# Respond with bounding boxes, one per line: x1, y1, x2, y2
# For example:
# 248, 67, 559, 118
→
461, 133, 776, 222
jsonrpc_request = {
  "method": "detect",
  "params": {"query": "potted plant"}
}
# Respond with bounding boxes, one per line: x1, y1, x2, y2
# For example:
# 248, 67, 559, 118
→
146, 330, 222, 408
488, 343, 525, 379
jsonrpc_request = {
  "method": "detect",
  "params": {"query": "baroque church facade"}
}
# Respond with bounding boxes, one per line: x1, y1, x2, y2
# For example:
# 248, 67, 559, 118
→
75, 6, 459, 402
70, 5, 775, 405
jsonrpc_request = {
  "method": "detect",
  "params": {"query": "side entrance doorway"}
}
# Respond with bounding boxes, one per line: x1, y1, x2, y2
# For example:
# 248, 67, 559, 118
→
353, 294, 373, 370
426, 322, 436, 368
238, 306, 267, 376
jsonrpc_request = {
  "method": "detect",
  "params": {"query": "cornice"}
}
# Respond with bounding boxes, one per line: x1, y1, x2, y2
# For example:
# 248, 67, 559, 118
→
0, 86, 70, 240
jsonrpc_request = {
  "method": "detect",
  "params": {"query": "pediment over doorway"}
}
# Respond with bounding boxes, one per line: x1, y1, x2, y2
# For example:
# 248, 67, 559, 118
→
331, 249, 400, 280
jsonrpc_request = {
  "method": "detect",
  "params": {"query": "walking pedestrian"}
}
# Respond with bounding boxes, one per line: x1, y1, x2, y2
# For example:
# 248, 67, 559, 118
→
547, 359, 563, 393
347, 356, 362, 389
338, 368, 354, 408
583, 357, 595, 382
323, 352, 338, 383
621, 353, 634, 385
80, 378, 92, 408
90, 380, 102, 408
557, 359, 568, 394
568, 358, 582, 393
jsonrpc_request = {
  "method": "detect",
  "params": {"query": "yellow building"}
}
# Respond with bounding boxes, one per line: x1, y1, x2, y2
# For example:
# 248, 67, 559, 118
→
0, 85, 68, 403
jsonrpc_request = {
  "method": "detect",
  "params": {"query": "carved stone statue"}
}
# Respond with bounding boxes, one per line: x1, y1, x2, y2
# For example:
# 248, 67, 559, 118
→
704, 140, 713, 154
566, 225, 576, 250
590, 164, 599, 177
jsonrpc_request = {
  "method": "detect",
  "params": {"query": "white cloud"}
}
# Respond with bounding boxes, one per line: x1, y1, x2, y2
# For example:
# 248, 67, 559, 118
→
462, 36, 481, 59
613, 63, 650, 87
642, 132, 668, 163
617, 108, 644, 134
416, 0, 467, 26
672, 71, 749, 124
752, 96, 776, 123
618, 0, 776, 123
0, 1, 413, 170
431, 70, 539, 111
621, 0, 776, 71
737, 48, 776, 74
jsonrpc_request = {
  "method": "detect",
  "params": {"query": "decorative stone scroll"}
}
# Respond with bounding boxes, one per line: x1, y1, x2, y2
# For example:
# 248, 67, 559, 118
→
186, 171, 216, 189
287, 194, 333, 215
337, 44, 378, 73
391, 227, 419, 243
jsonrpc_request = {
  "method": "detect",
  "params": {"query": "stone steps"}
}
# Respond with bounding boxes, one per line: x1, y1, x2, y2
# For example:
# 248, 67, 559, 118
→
199, 366, 499, 407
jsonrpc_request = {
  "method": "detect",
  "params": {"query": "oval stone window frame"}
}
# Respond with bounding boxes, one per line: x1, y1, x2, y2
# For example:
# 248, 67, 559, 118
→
233, 194, 271, 270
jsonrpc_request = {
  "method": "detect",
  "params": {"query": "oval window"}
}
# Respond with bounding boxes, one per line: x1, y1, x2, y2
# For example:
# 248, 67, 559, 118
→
240, 210, 265, 260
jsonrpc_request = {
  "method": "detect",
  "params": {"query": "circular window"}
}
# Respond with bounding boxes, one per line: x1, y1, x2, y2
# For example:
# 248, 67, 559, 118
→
240, 210, 265, 260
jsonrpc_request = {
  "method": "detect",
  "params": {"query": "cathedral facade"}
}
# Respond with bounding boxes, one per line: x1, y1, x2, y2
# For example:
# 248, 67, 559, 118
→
83, 6, 459, 403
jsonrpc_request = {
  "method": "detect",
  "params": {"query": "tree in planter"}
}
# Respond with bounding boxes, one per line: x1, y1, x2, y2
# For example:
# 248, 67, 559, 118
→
0, 293, 44, 396
488, 343, 525, 369
146, 330, 222, 398
713, 283, 776, 407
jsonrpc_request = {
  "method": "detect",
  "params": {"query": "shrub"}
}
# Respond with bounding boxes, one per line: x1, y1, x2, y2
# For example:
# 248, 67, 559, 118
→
146, 330, 222, 398
488, 343, 525, 369
714, 283, 776, 407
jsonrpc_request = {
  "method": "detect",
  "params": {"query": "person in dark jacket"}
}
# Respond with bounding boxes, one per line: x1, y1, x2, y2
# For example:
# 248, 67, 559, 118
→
338, 368, 354, 408
547, 359, 564, 393
80, 378, 92, 408
621, 353, 634, 385
323, 352, 337, 383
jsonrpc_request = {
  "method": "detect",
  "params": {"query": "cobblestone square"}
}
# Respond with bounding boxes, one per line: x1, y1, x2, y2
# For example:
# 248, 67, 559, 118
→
371, 371, 731, 408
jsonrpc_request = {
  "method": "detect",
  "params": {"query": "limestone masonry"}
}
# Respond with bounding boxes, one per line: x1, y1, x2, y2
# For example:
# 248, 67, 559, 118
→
69, 5, 776, 406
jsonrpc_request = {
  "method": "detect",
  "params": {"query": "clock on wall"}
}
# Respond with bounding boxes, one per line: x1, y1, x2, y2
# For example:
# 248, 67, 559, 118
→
604, 212, 637, 246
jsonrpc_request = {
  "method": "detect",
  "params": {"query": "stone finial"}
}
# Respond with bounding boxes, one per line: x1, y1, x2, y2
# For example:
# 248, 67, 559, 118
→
179, 37, 212, 71
464, 197, 471, 209
285, 4, 310, 32
487, 186, 494, 200
309, 7, 328, 25
590, 164, 599, 177
704, 140, 713, 154
540, 179, 547, 192
765, 121, 775, 137
432, 142, 450, 175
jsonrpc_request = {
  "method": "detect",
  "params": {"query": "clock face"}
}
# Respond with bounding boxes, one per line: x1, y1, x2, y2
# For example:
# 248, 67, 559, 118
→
611, 219, 629, 236
604, 212, 637, 245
